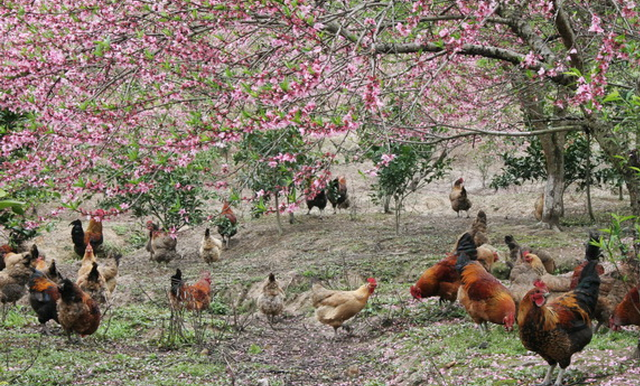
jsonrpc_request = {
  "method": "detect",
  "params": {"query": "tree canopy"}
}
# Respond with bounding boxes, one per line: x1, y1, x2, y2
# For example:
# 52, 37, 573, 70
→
1, 1, 638, 225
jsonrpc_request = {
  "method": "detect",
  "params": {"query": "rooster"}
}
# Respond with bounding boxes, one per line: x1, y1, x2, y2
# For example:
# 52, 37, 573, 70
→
217, 202, 238, 249
327, 176, 350, 214
306, 189, 327, 216
258, 273, 285, 324
146, 221, 179, 263
28, 269, 61, 334
200, 228, 223, 264
609, 284, 640, 358
518, 251, 601, 386
70, 217, 104, 257
449, 177, 471, 218
312, 277, 377, 336
57, 278, 101, 340
410, 253, 460, 305
169, 269, 212, 312
455, 232, 516, 332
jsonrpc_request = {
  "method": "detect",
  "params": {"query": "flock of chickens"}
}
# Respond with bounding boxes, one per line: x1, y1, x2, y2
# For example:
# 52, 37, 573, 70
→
2, 176, 640, 386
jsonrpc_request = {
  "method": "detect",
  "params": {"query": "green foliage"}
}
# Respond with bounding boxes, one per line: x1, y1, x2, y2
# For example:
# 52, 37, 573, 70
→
101, 149, 220, 230
490, 133, 624, 191
365, 140, 449, 206
233, 126, 323, 217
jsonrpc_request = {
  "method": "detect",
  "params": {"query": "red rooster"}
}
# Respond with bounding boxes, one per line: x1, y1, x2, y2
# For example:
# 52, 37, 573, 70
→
455, 232, 516, 332
169, 269, 212, 312
410, 254, 460, 305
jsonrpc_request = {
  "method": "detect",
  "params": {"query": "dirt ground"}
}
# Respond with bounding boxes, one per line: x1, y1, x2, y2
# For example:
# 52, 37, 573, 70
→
4, 150, 639, 385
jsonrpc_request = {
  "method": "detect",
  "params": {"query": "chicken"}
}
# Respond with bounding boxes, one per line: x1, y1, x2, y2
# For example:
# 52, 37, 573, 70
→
306, 189, 327, 216
146, 221, 179, 263
57, 278, 101, 340
449, 177, 471, 218
3, 243, 39, 271
100, 251, 121, 294
455, 232, 516, 332
258, 273, 285, 324
200, 228, 223, 264
169, 269, 212, 312
609, 284, 640, 358
34, 256, 63, 284
28, 269, 60, 334
69, 217, 104, 257
517, 256, 601, 386
217, 202, 238, 249
504, 234, 556, 274
610, 284, 640, 330
0, 246, 38, 311
0, 244, 15, 271
476, 245, 499, 273
77, 262, 109, 305
410, 253, 460, 305
76, 244, 119, 304
327, 176, 350, 214
453, 210, 489, 251
534, 192, 544, 221
509, 252, 572, 306
312, 277, 377, 336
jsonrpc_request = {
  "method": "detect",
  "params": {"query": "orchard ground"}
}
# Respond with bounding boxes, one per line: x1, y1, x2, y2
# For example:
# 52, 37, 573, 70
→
2, 156, 639, 386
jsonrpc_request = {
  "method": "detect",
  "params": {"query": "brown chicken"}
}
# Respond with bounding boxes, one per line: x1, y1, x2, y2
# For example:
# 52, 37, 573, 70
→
449, 177, 471, 218
200, 228, 223, 264
534, 193, 544, 221
410, 253, 460, 305
258, 273, 285, 324
327, 176, 350, 214
28, 269, 61, 334
609, 284, 640, 358
0, 244, 15, 271
70, 217, 104, 257
34, 256, 63, 284
77, 262, 109, 305
217, 202, 238, 248
3, 244, 39, 271
505, 234, 556, 274
610, 284, 640, 329
456, 232, 516, 332
0, 246, 38, 312
518, 257, 601, 386
476, 245, 499, 273
169, 269, 212, 312
312, 277, 377, 336
57, 278, 101, 340
146, 221, 179, 263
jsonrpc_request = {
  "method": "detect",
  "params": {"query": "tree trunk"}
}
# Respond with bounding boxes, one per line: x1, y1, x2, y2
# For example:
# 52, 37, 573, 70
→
274, 194, 283, 235
538, 132, 566, 231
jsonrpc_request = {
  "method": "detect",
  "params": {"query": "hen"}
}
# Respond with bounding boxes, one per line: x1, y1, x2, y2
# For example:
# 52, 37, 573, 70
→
312, 277, 377, 336
76, 244, 120, 304
456, 232, 516, 332
306, 189, 327, 216
505, 234, 556, 274
258, 273, 285, 324
57, 278, 101, 340
0, 245, 38, 312
200, 228, 223, 264
518, 255, 601, 386
449, 177, 471, 218
70, 217, 104, 257
77, 262, 109, 305
327, 176, 350, 214
609, 284, 640, 358
28, 269, 61, 334
169, 269, 212, 312
146, 221, 179, 263
217, 202, 238, 249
